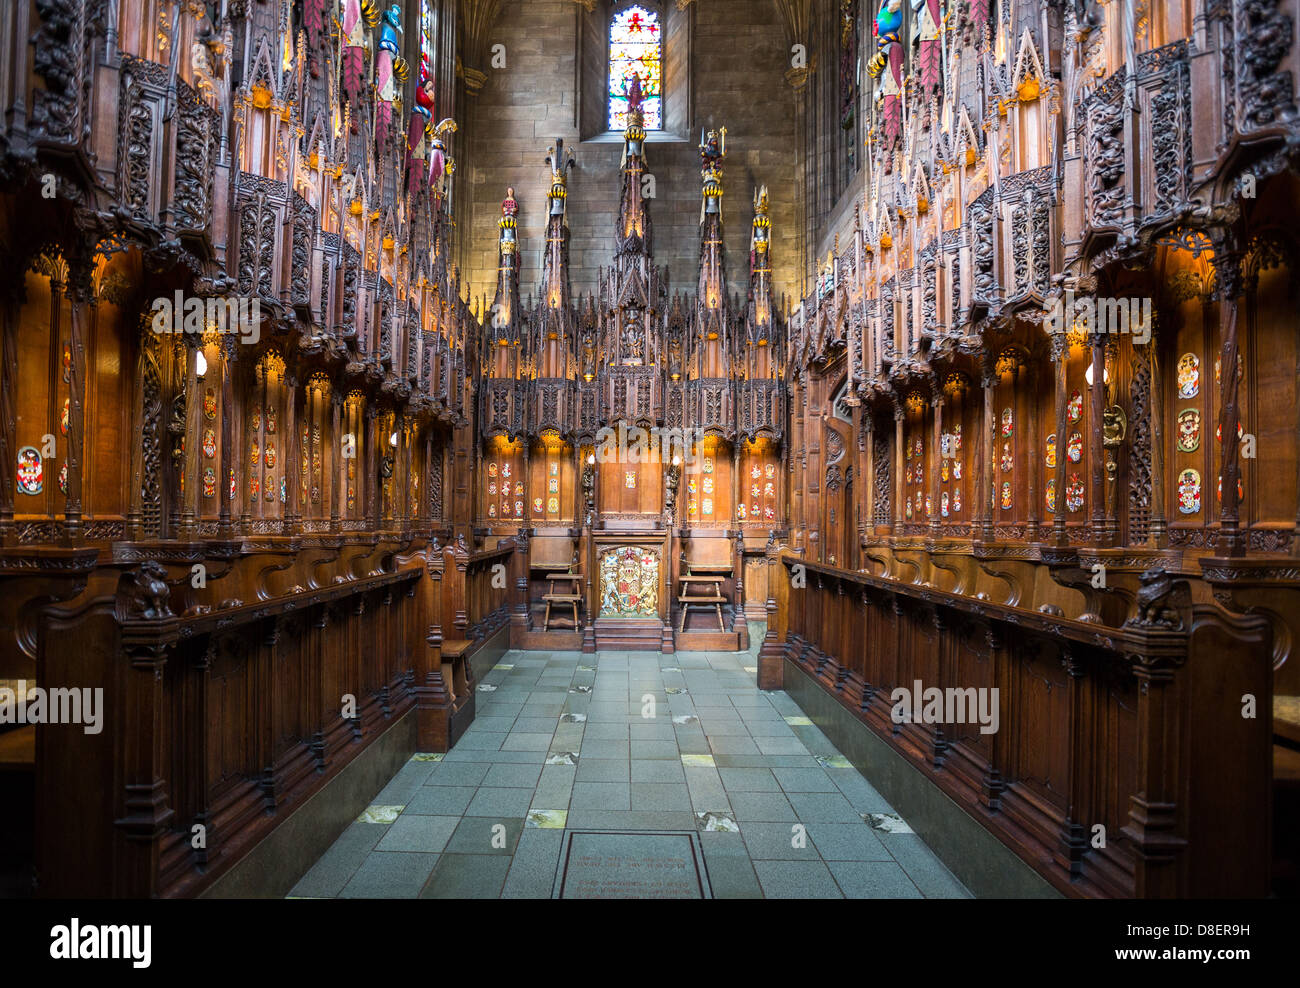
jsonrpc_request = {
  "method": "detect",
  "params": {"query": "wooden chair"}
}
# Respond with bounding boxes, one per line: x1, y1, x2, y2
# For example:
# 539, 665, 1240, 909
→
530, 534, 581, 631
677, 537, 731, 632
541, 568, 582, 631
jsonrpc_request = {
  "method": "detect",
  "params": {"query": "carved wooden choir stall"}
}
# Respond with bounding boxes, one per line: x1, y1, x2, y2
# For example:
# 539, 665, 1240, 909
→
476, 89, 784, 656
758, 0, 1300, 900
0, 0, 1296, 902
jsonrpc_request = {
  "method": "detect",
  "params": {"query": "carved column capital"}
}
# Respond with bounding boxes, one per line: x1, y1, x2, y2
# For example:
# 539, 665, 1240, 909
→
63, 256, 97, 306
1210, 245, 1245, 301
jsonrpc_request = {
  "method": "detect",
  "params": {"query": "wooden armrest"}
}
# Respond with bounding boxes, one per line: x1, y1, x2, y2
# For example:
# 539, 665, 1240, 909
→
441, 638, 472, 659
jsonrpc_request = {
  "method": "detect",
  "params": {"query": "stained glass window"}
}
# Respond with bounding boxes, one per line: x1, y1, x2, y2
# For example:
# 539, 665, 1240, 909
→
420, 1, 436, 86
608, 5, 662, 130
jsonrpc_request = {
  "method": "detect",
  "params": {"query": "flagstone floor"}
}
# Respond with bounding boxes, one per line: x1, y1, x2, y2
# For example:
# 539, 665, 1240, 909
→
290, 648, 970, 899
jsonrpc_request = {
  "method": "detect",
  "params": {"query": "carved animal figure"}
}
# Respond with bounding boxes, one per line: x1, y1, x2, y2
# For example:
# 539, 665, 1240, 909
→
1133, 566, 1182, 629
128, 560, 173, 620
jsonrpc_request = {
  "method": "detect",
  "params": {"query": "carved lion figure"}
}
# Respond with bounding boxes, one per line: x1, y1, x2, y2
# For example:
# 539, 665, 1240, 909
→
1132, 566, 1183, 630
128, 560, 174, 621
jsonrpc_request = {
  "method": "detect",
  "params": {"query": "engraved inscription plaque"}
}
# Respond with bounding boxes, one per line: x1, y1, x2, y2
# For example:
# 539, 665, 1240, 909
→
553, 831, 712, 899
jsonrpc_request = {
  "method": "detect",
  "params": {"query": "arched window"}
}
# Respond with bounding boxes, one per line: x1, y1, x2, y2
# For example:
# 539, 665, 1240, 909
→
419, 1, 436, 82
608, 4, 662, 130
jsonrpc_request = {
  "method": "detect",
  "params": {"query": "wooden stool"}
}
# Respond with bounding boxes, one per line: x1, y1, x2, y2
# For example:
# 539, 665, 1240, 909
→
677, 573, 726, 632
542, 593, 581, 630
542, 571, 582, 631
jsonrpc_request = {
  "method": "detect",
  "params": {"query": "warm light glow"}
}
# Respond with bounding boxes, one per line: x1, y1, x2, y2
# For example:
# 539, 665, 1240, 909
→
389, 431, 399, 447
672, 455, 681, 466
195, 351, 208, 378
1084, 364, 1110, 387
587, 453, 596, 465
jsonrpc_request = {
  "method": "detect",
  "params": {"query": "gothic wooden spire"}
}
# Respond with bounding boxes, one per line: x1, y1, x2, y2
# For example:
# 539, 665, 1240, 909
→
615, 73, 653, 271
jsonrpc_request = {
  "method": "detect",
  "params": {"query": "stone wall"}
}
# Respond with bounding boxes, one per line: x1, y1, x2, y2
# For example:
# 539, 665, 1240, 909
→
460, 0, 799, 309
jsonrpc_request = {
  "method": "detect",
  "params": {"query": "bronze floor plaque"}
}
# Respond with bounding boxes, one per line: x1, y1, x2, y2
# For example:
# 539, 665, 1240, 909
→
553, 830, 713, 899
